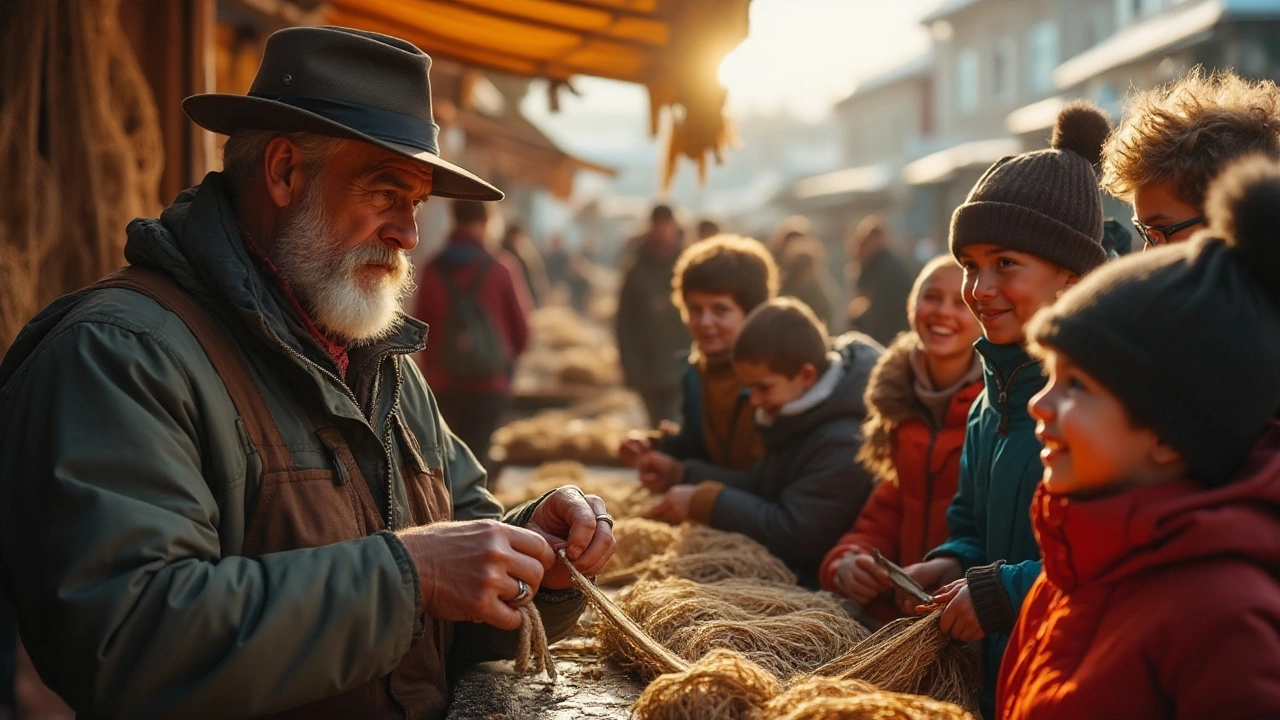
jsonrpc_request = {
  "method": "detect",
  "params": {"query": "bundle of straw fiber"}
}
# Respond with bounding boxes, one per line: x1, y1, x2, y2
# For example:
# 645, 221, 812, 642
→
599, 578, 867, 679
599, 523, 796, 586
494, 461, 653, 518
812, 611, 980, 712
632, 652, 975, 720
558, 553, 978, 719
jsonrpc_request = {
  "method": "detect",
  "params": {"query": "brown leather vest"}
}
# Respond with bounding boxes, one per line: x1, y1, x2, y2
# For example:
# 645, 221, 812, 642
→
99, 267, 455, 720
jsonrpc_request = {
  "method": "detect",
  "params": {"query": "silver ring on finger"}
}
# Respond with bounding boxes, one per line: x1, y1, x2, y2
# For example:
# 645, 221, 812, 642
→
508, 578, 531, 606
594, 513, 614, 530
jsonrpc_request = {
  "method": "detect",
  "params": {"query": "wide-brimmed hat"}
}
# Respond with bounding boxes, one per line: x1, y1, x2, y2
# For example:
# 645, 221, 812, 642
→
183, 25, 502, 201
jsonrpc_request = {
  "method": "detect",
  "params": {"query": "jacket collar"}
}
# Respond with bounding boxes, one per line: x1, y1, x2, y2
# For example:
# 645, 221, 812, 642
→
1035, 423, 1280, 592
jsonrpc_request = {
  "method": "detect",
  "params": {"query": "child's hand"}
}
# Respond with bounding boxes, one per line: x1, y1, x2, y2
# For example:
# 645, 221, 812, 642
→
647, 485, 695, 524
637, 451, 681, 493
897, 557, 963, 615
931, 579, 985, 643
618, 437, 651, 467
832, 551, 894, 605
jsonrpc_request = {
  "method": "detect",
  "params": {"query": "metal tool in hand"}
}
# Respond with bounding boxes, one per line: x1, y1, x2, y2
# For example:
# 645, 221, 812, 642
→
873, 548, 934, 606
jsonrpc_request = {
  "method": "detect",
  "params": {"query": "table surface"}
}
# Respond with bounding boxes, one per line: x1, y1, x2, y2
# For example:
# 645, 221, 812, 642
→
444, 636, 645, 720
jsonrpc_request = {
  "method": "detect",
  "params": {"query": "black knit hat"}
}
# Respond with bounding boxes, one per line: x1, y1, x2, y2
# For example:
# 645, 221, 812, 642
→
951, 101, 1111, 275
1028, 156, 1280, 486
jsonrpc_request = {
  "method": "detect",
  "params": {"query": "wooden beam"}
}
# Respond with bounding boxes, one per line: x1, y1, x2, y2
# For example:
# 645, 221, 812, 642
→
409, 0, 666, 49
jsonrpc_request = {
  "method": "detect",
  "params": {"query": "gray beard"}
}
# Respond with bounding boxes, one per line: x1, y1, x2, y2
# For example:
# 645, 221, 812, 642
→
272, 181, 416, 345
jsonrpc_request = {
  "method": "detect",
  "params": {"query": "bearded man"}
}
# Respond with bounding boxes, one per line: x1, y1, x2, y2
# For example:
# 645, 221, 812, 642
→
0, 27, 614, 720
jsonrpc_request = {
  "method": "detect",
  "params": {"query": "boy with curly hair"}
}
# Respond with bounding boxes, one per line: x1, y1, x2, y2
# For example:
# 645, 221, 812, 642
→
1102, 69, 1280, 249
620, 235, 779, 487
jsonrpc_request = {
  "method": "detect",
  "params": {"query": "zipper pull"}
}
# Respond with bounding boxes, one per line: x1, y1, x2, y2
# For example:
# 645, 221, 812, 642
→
998, 390, 1010, 437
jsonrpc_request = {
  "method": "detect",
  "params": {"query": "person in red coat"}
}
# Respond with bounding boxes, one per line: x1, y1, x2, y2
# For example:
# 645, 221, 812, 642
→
415, 200, 531, 474
820, 256, 982, 624
996, 157, 1280, 719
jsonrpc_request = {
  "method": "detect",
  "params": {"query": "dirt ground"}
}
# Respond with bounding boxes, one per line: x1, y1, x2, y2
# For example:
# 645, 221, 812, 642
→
444, 636, 644, 720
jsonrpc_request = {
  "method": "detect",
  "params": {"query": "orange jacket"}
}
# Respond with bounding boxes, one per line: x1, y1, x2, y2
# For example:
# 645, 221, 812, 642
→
819, 334, 981, 619
997, 424, 1280, 720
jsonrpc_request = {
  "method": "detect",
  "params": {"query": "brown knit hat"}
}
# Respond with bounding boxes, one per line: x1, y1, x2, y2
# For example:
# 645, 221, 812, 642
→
1028, 155, 1280, 486
950, 101, 1111, 275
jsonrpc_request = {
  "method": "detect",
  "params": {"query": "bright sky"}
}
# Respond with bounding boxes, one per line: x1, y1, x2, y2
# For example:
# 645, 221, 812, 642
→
718, 0, 937, 120
524, 0, 939, 155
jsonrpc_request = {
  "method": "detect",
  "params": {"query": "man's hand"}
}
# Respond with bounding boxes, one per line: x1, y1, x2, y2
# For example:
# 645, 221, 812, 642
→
637, 451, 681, 493
931, 579, 984, 642
647, 484, 695, 525
396, 520, 554, 631
525, 486, 616, 590
897, 557, 963, 615
618, 437, 651, 467
832, 551, 894, 605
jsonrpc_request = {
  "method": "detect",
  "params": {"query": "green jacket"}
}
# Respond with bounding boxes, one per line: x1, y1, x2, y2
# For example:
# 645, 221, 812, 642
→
927, 338, 1045, 718
0, 173, 584, 718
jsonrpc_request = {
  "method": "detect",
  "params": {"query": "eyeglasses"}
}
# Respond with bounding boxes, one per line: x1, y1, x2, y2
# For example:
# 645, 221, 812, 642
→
1131, 215, 1205, 249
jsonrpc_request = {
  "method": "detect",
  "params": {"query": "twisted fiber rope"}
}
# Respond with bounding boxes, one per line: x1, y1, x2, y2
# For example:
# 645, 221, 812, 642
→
513, 602, 556, 681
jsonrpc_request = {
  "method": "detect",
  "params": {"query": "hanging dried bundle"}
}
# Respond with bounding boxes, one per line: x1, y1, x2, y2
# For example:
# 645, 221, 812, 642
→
812, 611, 981, 712
0, 0, 163, 353
599, 578, 866, 680
599, 525, 796, 586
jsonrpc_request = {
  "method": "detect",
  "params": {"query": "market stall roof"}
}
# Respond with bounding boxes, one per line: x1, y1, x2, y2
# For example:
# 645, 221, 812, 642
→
325, 0, 752, 186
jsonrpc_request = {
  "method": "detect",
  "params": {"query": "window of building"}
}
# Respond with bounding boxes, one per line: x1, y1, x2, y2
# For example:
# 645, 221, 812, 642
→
992, 37, 1016, 103
957, 48, 979, 114
1027, 21, 1059, 95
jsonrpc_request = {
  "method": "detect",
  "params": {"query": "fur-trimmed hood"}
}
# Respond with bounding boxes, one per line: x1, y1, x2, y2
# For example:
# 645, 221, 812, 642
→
857, 332, 981, 483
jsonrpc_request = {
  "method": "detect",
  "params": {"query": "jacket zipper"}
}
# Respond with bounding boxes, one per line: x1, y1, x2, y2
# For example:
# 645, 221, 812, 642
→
994, 360, 1037, 437
265, 331, 406, 529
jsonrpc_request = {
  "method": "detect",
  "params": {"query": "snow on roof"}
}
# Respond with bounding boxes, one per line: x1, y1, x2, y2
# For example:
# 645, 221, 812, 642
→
904, 138, 1021, 185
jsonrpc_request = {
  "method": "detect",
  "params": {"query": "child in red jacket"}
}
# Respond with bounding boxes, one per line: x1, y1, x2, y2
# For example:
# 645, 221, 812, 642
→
996, 157, 1280, 719
819, 255, 982, 624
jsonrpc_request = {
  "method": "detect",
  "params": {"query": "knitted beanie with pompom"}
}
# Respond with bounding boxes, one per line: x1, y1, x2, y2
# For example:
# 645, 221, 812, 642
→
1028, 155, 1280, 486
950, 100, 1111, 275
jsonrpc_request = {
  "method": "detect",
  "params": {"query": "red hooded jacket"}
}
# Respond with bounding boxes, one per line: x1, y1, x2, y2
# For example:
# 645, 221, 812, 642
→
819, 334, 982, 621
414, 231, 531, 394
997, 423, 1280, 720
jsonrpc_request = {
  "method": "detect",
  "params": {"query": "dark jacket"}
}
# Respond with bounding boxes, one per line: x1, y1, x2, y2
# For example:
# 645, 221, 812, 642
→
850, 247, 912, 345
659, 354, 762, 474
0, 173, 583, 719
415, 232, 531, 394
615, 241, 690, 391
998, 424, 1280, 720
684, 333, 882, 587
819, 333, 982, 621
927, 338, 1046, 718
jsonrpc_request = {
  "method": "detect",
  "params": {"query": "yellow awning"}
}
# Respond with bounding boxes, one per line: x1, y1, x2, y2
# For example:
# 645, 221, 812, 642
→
325, 0, 751, 187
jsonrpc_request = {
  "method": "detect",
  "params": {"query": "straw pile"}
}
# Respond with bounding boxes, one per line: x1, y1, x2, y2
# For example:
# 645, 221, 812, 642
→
599, 578, 867, 680
493, 461, 653, 518
600, 522, 797, 586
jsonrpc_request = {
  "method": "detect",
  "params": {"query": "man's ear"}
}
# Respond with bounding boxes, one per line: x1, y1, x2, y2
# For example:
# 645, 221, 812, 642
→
262, 136, 306, 209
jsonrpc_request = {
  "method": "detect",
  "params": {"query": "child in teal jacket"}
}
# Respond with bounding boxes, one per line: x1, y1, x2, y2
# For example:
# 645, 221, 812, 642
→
900, 102, 1111, 718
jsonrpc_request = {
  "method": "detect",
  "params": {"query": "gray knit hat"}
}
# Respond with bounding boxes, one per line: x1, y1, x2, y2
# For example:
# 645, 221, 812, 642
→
1028, 156, 1280, 486
950, 101, 1111, 275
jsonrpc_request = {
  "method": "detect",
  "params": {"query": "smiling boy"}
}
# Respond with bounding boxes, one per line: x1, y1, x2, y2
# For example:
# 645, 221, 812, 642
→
648, 298, 880, 587
619, 235, 778, 487
997, 156, 1280, 720
900, 101, 1111, 718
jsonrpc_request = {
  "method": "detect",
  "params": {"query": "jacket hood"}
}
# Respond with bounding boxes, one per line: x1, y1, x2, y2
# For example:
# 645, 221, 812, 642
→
858, 332, 982, 483
1035, 422, 1280, 592
761, 331, 881, 448
125, 173, 426, 376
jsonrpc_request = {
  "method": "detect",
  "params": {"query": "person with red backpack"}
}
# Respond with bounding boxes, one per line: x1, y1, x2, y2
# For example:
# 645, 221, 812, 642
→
416, 200, 531, 475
